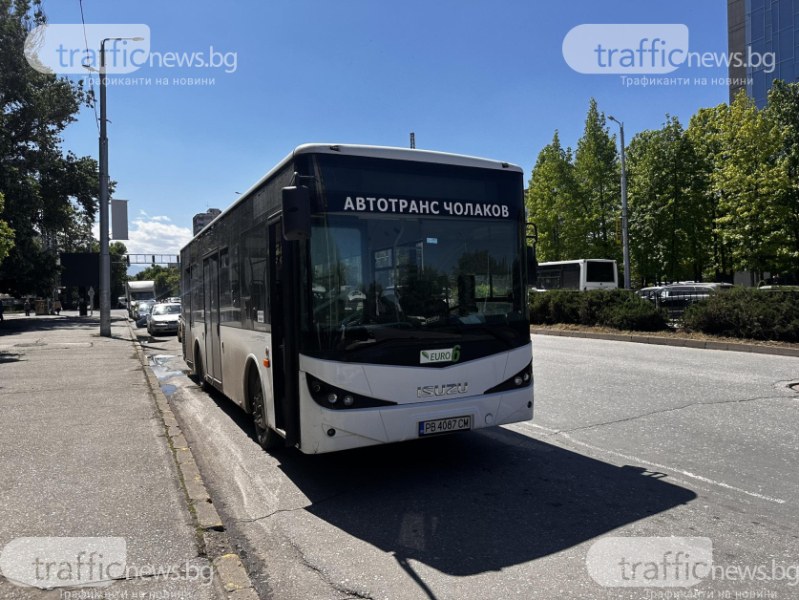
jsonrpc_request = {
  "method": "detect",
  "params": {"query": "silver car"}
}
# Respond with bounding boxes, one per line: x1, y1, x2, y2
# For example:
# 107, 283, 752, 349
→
147, 303, 181, 336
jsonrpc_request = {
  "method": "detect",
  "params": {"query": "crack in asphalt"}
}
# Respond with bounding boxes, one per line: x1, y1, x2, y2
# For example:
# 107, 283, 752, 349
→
235, 491, 345, 524
236, 505, 307, 523
234, 491, 377, 599
286, 537, 376, 600
549, 394, 792, 436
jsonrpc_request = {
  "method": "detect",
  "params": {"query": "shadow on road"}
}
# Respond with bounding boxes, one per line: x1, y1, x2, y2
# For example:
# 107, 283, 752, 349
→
0, 314, 128, 336
200, 386, 696, 581
285, 431, 695, 577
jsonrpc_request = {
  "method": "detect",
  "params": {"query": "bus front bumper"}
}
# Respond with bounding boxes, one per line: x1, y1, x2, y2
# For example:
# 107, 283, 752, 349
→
298, 386, 533, 454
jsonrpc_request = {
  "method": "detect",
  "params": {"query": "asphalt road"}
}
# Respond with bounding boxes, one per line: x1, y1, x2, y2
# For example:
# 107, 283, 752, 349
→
137, 328, 799, 600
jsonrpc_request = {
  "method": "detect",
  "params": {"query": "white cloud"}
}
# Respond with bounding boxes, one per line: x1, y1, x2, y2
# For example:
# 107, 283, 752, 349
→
91, 217, 192, 256
124, 218, 193, 255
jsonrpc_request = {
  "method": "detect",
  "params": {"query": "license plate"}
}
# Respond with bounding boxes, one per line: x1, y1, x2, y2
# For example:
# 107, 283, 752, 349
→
418, 415, 472, 437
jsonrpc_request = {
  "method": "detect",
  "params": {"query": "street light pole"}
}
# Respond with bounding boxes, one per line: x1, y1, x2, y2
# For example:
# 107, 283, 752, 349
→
609, 115, 631, 290
97, 37, 142, 336
98, 38, 111, 336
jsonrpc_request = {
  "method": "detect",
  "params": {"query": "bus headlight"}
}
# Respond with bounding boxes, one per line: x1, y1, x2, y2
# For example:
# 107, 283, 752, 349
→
306, 374, 397, 410
485, 361, 533, 394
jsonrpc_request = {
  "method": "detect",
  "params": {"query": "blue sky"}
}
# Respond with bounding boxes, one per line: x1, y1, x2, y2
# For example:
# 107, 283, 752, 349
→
40, 0, 731, 265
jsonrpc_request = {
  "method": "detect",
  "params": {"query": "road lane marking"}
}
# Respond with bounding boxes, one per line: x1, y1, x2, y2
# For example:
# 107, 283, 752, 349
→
512, 422, 787, 505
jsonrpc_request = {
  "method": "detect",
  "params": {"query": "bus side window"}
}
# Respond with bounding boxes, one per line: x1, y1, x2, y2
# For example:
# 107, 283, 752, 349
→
243, 227, 269, 330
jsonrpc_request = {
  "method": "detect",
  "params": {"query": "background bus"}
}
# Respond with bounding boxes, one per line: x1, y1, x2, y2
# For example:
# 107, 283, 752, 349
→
535, 259, 618, 291
180, 144, 534, 454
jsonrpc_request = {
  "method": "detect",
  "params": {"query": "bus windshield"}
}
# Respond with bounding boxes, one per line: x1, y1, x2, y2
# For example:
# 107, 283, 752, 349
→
307, 213, 528, 358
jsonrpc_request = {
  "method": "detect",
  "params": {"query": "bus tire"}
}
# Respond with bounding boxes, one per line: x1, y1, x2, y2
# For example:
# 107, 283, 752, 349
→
193, 343, 207, 391
248, 365, 281, 451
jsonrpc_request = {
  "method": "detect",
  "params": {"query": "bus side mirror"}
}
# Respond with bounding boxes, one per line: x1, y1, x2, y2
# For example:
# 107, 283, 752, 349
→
526, 246, 537, 281
282, 186, 311, 241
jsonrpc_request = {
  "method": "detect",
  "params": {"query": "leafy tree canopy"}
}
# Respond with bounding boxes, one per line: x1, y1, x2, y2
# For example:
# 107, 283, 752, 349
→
0, 0, 101, 296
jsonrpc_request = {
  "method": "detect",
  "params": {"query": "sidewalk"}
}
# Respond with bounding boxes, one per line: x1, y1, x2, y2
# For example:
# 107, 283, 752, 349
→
0, 312, 219, 599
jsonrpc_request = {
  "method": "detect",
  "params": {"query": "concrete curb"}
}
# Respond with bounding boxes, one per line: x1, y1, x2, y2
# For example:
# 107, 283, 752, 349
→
530, 326, 799, 357
127, 321, 260, 600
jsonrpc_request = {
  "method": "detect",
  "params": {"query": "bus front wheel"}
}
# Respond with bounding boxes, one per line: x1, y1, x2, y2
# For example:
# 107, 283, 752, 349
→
248, 367, 281, 451
193, 344, 207, 391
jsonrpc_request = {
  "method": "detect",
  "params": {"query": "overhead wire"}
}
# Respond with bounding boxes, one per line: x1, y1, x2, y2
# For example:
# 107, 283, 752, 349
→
78, 0, 100, 133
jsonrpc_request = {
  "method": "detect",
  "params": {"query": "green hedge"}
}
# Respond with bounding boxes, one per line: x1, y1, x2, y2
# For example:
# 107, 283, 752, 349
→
682, 288, 799, 342
529, 289, 668, 331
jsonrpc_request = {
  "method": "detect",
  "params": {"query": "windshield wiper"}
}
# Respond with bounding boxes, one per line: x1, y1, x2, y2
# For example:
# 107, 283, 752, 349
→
339, 328, 460, 351
341, 335, 425, 351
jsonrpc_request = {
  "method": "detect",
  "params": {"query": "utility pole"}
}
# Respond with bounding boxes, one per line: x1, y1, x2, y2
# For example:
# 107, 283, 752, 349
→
98, 39, 111, 336
97, 36, 143, 336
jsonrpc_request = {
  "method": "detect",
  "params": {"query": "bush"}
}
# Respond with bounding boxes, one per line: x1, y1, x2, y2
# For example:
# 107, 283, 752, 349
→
530, 289, 667, 331
598, 296, 670, 331
682, 288, 799, 342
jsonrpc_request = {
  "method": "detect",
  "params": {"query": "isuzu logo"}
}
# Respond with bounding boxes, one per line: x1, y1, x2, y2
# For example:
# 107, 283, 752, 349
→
416, 382, 469, 398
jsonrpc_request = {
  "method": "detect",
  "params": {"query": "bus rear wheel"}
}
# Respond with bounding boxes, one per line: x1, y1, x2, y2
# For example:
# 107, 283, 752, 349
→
249, 367, 280, 451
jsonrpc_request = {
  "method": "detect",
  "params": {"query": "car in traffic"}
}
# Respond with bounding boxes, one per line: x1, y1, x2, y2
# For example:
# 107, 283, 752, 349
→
650, 282, 733, 318
635, 286, 665, 301
147, 303, 181, 336
132, 299, 155, 321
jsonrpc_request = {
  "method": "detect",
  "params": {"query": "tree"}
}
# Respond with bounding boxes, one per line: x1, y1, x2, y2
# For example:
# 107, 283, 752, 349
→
134, 264, 180, 298
525, 131, 581, 261
110, 241, 128, 301
686, 104, 735, 280
0, 192, 14, 264
713, 92, 790, 282
0, 0, 100, 295
573, 99, 621, 262
627, 116, 709, 285
765, 80, 799, 279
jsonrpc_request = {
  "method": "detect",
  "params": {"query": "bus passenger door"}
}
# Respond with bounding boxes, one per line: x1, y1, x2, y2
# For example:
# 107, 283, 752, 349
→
203, 254, 223, 386
269, 219, 300, 447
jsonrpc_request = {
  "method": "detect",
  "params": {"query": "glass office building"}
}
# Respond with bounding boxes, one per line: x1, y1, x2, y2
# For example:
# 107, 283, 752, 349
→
728, 0, 799, 107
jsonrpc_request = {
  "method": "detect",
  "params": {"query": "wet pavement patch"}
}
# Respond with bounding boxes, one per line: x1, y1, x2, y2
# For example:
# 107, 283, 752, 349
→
147, 354, 188, 399
148, 354, 184, 381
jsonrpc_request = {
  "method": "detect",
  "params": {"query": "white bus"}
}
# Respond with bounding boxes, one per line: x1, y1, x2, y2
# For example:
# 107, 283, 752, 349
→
535, 259, 618, 291
181, 144, 534, 454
